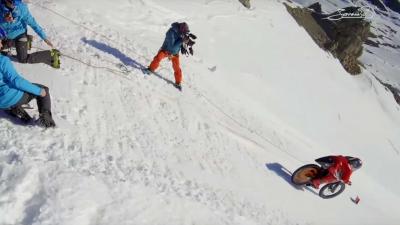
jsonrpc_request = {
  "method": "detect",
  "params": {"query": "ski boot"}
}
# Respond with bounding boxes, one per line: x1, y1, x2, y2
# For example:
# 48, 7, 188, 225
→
5, 106, 33, 123
50, 49, 61, 69
37, 111, 56, 128
142, 67, 153, 75
174, 82, 182, 92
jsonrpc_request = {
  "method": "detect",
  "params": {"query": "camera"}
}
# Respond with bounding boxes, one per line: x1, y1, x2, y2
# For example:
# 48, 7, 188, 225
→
181, 33, 197, 56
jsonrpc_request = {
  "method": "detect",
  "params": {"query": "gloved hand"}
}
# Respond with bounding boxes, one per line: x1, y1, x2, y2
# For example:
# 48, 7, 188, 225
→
182, 36, 190, 44
1, 39, 13, 49
188, 33, 197, 40
346, 181, 352, 186
44, 39, 54, 48
180, 47, 188, 55
40, 88, 47, 97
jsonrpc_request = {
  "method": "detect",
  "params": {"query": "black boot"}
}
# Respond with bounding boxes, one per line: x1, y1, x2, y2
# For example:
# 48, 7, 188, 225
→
5, 106, 32, 123
174, 82, 182, 91
142, 67, 153, 75
38, 111, 56, 128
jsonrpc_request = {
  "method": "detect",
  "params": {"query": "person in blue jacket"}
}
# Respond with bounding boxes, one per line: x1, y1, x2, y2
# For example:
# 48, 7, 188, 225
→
147, 22, 190, 91
0, 27, 55, 128
0, 0, 60, 68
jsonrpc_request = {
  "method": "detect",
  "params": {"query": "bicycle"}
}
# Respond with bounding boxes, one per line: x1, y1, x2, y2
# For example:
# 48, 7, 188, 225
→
291, 157, 347, 199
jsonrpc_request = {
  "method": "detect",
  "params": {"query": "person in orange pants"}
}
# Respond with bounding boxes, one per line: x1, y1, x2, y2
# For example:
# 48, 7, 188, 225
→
148, 50, 182, 85
147, 22, 190, 91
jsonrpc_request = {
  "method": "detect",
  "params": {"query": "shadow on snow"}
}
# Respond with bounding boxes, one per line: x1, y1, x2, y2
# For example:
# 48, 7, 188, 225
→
81, 38, 175, 86
265, 162, 318, 196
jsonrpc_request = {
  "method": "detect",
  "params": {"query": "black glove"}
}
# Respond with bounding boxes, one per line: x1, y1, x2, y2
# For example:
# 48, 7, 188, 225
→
181, 46, 188, 55
188, 33, 197, 39
189, 46, 194, 55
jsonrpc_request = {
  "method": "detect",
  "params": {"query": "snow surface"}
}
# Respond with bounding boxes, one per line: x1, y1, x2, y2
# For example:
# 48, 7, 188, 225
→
1, 0, 400, 225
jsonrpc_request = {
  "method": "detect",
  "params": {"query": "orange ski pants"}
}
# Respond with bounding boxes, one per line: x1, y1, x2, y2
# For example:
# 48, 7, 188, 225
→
149, 50, 182, 84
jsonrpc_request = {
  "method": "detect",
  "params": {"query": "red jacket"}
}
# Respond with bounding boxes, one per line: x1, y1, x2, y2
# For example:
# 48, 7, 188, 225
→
328, 155, 352, 183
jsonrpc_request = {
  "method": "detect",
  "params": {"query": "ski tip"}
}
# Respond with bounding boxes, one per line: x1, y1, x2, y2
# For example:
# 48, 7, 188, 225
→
174, 83, 182, 92
141, 68, 153, 75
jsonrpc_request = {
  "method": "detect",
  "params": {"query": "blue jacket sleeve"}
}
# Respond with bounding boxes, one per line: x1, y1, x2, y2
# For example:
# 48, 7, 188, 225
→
2, 57, 41, 96
20, 4, 47, 40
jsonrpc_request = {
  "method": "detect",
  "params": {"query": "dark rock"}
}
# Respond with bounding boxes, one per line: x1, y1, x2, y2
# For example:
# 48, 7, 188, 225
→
239, 0, 251, 9
384, 24, 397, 34
284, 3, 332, 48
373, 74, 400, 105
308, 2, 322, 13
365, 39, 380, 47
381, 43, 400, 49
284, 3, 373, 75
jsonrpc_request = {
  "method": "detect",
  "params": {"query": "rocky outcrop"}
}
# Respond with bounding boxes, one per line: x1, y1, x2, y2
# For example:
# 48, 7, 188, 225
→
239, 0, 251, 9
284, 3, 373, 75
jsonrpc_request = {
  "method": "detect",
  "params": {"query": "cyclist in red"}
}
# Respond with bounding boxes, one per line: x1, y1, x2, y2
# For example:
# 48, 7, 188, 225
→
311, 155, 362, 189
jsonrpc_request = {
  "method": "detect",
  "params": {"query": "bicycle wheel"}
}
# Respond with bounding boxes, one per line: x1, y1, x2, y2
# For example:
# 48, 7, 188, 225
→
319, 181, 345, 199
291, 164, 321, 185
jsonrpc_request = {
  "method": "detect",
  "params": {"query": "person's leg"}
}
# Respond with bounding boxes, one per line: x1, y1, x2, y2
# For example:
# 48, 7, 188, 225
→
32, 84, 52, 114
171, 54, 182, 84
28, 49, 60, 69
27, 50, 52, 65
311, 173, 337, 189
5, 92, 35, 122
15, 92, 35, 106
5, 85, 55, 127
148, 50, 168, 72
28, 83, 55, 128
14, 33, 59, 68
15, 34, 29, 63
1, 39, 13, 55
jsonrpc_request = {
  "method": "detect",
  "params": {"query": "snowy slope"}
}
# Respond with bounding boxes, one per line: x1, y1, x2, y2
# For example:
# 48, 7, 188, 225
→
1, 0, 400, 225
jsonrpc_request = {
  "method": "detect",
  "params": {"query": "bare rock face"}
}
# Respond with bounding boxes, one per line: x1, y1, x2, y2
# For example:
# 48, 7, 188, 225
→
327, 16, 371, 74
285, 3, 372, 75
239, 0, 251, 9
